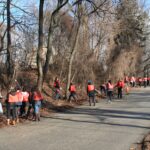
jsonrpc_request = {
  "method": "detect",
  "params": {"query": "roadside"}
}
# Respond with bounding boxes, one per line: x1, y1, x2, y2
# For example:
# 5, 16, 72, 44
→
0, 87, 150, 150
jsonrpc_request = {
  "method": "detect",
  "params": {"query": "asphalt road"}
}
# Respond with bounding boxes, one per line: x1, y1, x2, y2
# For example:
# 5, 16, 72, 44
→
0, 88, 150, 150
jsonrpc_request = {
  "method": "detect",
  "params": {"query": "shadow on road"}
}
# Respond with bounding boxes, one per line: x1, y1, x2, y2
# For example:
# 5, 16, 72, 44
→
42, 107, 150, 129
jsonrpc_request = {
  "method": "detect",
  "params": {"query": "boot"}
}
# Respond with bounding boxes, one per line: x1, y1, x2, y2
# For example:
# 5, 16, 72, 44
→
6, 119, 10, 125
35, 114, 39, 121
38, 114, 40, 121
16, 118, 19, 123
12, 120, 16, 126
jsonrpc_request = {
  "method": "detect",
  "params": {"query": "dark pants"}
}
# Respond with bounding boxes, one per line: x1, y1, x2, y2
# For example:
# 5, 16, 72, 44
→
16, 102, 22, 118
26, 102, 34, 119
55, 88, 61, 100
69, 92, 77, 102
144, 81, 147, 88
100, 86, 106, 95
118, 87, 122, 99
20, 102, 29, 116
89, 96, 95, 106
7, 103, 17, 120
107, 91, 113, 101
139, 82, 142, 87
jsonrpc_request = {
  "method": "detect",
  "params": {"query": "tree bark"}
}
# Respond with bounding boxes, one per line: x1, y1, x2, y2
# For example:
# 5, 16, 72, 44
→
43, 0, 68, 79
7, 0, 11, 78
37, 0, 44, 92
65, 21, 81, 98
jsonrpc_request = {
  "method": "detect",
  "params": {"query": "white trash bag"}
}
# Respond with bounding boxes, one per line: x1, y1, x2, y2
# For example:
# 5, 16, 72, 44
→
0, 102, 3, 114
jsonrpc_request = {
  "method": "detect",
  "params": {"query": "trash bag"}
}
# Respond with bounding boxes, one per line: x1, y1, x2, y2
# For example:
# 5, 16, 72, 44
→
0, 103, 3, 114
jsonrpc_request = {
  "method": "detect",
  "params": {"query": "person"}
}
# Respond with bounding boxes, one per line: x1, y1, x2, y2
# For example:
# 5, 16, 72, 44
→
87, 80, 95, 106
15, 88, 23, 123
26, 88, 34, 120
130, 76, 136, 87
100, 83, 106, 96
138, 77, 142, 87
106, 80, 114, 103
115, 79, 124, 99
147, 77, 150, 86
124, 76, 129, 85
143, 77, 147, 88
6, 88, 18, 125
33, 88, 43, 121
20, 88, 29, 117
53, 77, 61, 100
68, 82, 77, 103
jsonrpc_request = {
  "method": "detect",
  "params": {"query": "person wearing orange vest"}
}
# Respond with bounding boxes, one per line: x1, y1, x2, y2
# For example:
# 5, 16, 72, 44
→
15, 88, 23, 123
115, 79, 124, 99
68, 82, 77, 103
6, 89, 18, 125
20, 88, 29, 117
106, 80, 114, 103
143, 76, 147, 88
87, 80, 95, 106
33, 88, 43, 121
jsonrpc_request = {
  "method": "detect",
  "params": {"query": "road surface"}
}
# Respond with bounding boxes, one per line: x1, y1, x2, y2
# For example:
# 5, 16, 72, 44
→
0, 88, 150, 150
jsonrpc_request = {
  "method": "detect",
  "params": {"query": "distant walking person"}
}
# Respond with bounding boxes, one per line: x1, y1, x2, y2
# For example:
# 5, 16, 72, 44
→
68, 82, 77, 103
116, 79, 124, 99
53, 77, 61, 100
143, 77, 147, 88
87, 80, 95, 106
130, 76, 136, 87
106, 80, 114, 103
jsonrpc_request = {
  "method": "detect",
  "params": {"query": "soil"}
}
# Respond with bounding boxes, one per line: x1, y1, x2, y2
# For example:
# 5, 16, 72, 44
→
132, 134, 150, 150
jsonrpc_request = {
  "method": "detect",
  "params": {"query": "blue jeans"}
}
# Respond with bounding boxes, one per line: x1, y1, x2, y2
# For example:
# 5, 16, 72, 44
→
34, 101, 41, 114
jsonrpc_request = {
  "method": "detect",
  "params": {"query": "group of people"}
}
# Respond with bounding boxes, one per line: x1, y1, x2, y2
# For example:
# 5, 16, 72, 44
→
53, 77, 127, 106
5, 86, 43, 125
2, 75, 150, 125
124, 76, 150, 88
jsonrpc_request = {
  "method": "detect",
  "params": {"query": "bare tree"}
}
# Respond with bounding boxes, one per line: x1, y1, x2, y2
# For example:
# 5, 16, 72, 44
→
6, 0, 12, 80
37, 0, 45, 91
43, 0, 69, 78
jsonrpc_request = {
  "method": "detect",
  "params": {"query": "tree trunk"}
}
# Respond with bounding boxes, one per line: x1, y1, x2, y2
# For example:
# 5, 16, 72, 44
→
65, 21, 81, 98
7, 0, 12, 79
43, 0, 68, 79
37, 0, 44, 92
43, 20, 53, 78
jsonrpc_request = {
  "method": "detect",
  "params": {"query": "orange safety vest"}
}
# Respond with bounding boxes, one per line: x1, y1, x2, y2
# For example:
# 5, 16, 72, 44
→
33, 91, 43, 101
22, 92, 29, 102
8, 94, 18, 103
107, 83, 114, 90
87, 85, 94, 92
16, 90, 23, 102
118, 81, 124, 88
70, 85, 76, 92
